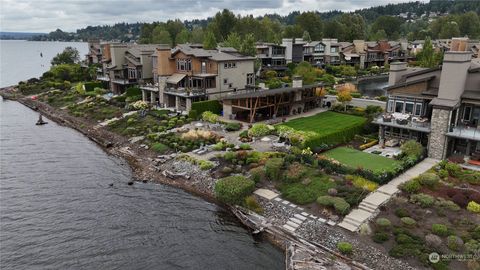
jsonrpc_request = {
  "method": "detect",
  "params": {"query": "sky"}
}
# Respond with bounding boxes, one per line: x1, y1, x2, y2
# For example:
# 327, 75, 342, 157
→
0, 0, 428, 33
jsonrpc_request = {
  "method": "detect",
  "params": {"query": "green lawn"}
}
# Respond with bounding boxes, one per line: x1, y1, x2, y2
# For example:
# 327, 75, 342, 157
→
278, 111, 367, 147
323, 147, 402, 173
279, 174, 336, 205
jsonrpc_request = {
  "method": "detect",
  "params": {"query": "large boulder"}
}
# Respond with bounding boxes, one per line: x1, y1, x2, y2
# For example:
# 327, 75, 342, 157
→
425, 233, 442, 248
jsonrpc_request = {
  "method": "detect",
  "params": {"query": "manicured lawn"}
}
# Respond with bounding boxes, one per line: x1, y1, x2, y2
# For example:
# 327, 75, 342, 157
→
277, 111, 367, 147
323, 147, 402, 173
280, 111, 366, 136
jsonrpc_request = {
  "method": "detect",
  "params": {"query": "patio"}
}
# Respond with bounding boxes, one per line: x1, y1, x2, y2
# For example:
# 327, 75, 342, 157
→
363, 144, 401, 159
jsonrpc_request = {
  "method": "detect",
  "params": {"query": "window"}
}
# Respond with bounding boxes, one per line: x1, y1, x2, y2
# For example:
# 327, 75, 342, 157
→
176, 59, 192, 71
405, 102, 414, 114
224, 62, 237, 69
414, 103, 422, 116
247, 73, 254, 85
464, 106, 472, 121
387, 100, 394, 112
128, 68, 137, 79
223, 78, 228, 85
201, 62, 206, 73
330, 47, 338, 53
272, 46, 285, 56
314, 44, 325, 53
395, 101, 404, 113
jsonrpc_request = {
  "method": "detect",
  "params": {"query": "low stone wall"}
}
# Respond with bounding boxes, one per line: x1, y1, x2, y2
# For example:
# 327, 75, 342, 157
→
324, 95, 386, 109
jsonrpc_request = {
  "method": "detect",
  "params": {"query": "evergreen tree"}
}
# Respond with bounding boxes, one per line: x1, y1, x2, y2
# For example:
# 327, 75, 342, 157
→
240, 34, 256, 56
302, 31, 312, 42
417, 37, 442, 68
51, 47, 79, 65
175, 29, 191, 44
203, 31, 217, 49
151, 26, 172, 45
223, 32, 241, 50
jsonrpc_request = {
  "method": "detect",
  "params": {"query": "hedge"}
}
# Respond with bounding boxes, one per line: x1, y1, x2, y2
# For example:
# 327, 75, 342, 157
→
84, 81, 103, 92
303, 122, 365, 148
214, 176, 255, 205
191, 100, 222, 115
126, 86, 142, 97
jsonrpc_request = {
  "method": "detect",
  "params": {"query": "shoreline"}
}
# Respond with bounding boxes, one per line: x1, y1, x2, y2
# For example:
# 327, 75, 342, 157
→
1, 87, 415, 270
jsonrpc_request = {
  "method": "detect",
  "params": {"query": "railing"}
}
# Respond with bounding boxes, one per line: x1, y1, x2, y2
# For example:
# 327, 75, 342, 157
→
111, 78, 137, 84
96, 75, 110, 81
374, 114, 431, 132
447, 125, 480, 140
164, 87, 206, 96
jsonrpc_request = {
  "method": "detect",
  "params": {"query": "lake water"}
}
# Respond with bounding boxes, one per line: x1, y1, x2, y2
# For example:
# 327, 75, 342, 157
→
0, 40, 284, 269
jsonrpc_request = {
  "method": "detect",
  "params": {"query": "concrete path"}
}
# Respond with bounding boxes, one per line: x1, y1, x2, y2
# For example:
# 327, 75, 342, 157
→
254, 188, 335, 233
338, 158, 439, 232
95, 111, 137, 128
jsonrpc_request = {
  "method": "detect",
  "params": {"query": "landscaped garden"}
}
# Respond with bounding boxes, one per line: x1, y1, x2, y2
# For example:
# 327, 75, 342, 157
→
322, 147, 402, 174
363, 160, 480, 270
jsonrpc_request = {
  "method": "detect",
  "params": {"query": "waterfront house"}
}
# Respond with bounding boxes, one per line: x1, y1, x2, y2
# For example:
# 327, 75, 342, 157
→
85, 39, 102, 65
374, 38, 480, 160
140, 44, 256, 111
221, 77, 325, 123
256, 43, 288, 74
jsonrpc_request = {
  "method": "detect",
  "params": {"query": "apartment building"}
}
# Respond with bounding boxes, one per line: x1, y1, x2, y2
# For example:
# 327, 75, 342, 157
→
96, 43, 165, 93
141, 44, 255, 111
256, 43, 287, 73
373, 38, 480, 160
303, 39, 342, 67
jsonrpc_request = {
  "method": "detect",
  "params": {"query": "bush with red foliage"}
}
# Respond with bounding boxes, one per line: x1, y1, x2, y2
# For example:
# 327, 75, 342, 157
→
468, 192, 480, 204
451, 193, 469, 208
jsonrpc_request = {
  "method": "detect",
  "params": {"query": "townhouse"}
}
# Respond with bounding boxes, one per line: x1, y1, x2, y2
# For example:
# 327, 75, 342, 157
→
373, 38, 480, 160
139, 44, 256, 111
96, 43, 166, 93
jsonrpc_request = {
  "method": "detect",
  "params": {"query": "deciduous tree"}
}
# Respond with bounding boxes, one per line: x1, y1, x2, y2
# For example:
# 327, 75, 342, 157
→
51, 47, 79, 65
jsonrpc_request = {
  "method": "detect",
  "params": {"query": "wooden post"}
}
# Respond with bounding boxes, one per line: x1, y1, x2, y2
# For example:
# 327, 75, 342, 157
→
250, 97, 259, 123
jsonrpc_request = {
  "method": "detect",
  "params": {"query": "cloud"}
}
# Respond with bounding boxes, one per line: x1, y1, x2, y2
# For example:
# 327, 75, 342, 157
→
0, 0, 425, 33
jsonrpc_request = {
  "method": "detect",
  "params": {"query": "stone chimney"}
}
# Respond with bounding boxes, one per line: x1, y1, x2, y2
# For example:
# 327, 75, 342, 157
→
388, 62, 408, 86
292, 76, 303, 88
437, 51, 472, 100
353, 40, 365, 53
450, 37, 469, 52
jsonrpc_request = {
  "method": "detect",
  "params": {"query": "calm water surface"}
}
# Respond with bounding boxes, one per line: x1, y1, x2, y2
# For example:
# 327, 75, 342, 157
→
0, 41, 284, 269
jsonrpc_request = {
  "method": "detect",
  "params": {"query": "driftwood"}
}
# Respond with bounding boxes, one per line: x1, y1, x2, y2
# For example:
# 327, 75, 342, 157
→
162, 170, 190, 179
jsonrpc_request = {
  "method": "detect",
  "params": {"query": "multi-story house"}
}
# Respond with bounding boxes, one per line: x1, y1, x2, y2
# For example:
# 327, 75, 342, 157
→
85, 39, 102, 65
96, 43, 162, 93
282, 38, 306, 64
364, 40, 409, 68
373, 38, 480, 161
142, 44, 256, 111
256, 43, 287, 73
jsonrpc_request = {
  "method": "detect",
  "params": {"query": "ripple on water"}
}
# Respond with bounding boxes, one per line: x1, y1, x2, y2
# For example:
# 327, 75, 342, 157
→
0, 99, 284, 270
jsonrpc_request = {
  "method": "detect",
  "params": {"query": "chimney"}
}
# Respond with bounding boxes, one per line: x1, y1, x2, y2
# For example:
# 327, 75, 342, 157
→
388, 62, 408, 86
437, 51, 472, 100
353, 40, 365, 53
292, 75, 303, 88
450, 37, 468, 52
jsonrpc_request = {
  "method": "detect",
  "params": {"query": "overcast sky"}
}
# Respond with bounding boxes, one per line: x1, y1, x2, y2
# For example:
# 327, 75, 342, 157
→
0, 0, 427, 33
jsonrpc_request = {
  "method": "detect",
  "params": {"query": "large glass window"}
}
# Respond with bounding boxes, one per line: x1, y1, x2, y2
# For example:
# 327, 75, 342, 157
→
405, 102, 414, 114
414, 103, 422, 116
176, 59, 192, 71
387, 100, 394, 112
395, 101, 404, 113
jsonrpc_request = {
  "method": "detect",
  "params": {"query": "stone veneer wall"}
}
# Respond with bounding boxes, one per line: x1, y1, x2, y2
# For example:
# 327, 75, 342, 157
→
428, 108, 451, 159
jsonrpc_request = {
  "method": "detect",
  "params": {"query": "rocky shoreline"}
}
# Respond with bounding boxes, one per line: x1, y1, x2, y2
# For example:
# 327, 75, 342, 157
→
1, 87, 417, 270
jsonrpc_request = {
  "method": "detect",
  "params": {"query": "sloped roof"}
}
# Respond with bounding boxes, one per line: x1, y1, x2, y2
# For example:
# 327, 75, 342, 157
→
172, 44, 256, 61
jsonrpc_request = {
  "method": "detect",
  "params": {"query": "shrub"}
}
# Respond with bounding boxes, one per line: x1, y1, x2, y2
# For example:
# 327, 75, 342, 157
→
317, 195, 335, 206
225, 122, 242, 131
248, 123, 272, 137
317, 196, 350, 214
84, 81, 103, 92
349, 175, 378, 191
214, 176, 255, 204
438, 169, 449, 179
447, 235, 464, 251
460, 171, 480, 185
467, 201, 480, 213
418, 173, 440, 187
239, 143, 252, 150
191, 100, 222, 115
465, 239, 480, 254
395, 208, 410, 218
239, 130, 249, 139
249, 167, 265, 183
244, 195, 263, 214
373, 232, 390, 243
151, 143, 169, 153
452, 193, 469, 208
400, 179, 421, 193
199, 160, 214, 170
400, 140, 423, 159
188, 109, 198, 120
401, 217, 416, 227
445, 162, 462, 177
376, 218, 392, 228
265, 158, 283, 181
431, 224, 449, 237
435, 198, 460, 211
202, 111, 219, 123
337, 242, 353, 255
284, 162, 308, 183
410, 193, 435, 208
126, 86, 141, 97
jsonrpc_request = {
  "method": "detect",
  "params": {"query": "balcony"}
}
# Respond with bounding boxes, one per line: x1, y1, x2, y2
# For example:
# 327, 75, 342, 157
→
447, 125, 480, 141
111, 78, 137, 85
164, 87, 207, 97
96, 75, 110, 81
140, 83, 158, 92
373, 113, 431, 133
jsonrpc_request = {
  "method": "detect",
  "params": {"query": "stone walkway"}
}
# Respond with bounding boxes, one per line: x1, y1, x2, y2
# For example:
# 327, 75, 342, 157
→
338, 158, 439, 232
254, 188, 336, 233
95, 110, 137, 128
